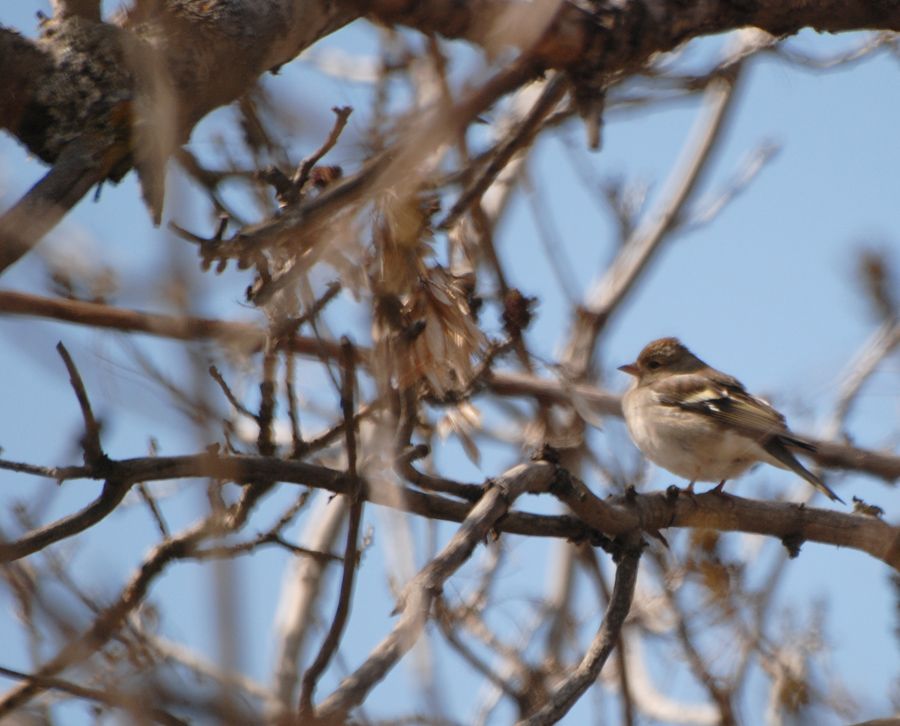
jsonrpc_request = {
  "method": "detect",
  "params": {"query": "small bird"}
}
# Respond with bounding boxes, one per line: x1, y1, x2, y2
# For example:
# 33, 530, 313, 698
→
618, 337, 843, 502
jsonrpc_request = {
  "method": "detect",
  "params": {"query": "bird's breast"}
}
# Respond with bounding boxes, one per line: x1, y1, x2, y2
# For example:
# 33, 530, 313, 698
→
622, 388, 765, 482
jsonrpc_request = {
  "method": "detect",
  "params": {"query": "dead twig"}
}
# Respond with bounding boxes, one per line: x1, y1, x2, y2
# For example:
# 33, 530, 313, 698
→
292, 106, 353, 194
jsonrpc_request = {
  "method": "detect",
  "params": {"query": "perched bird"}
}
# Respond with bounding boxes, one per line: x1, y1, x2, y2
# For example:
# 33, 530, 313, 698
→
618, 337, 843, 502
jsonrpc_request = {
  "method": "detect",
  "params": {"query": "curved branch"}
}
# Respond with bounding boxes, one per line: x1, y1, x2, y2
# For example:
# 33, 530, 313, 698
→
0, 478, 129, 563
0, 519, 212, 715
559, 31, 757, 375
520, 538, 642, 725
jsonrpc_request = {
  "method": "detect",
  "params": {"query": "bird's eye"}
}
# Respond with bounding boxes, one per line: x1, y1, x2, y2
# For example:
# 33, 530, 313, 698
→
646, 360, 661, 370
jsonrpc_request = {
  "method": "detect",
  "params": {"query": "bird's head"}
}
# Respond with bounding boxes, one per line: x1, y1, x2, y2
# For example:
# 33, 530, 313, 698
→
618, 337, 705, 383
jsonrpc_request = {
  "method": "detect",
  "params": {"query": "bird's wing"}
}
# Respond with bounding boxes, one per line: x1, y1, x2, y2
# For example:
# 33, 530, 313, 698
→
653, 370, 789, 440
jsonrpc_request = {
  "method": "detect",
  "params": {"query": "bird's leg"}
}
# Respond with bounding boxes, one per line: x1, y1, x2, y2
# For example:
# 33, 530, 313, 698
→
683, 481, 696, 497
711, 479, 727, 494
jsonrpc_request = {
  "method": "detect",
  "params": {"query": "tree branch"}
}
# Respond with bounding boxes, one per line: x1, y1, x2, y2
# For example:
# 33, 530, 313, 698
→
0, 138, 126, 273
56, 341, 105, 465
314, 461, 558, 721
0, 519, 212, 715
2, 1, 898, 270
520, 536, 642, 725
298, 339, 364, 716
1, 452, 896, 569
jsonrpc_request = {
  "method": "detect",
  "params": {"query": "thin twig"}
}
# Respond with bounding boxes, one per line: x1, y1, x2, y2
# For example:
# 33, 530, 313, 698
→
272, 494, 349, 713
284, 347, 305, 456
276, 280, 342, 341
651, 549, 737, 723
56, 341, 104, 465
137, 482, 170, 539
824, 319, 899, 439
434, 596, 528, 712
299, 338, 364, 716
293, 106, 353, 193
0, 519, 213, 714
439, 74, 568, 231
258, 341, 278, 456
0, 665, 187, 726
395, 444, 484, 502
303, 399, 383, 456
209, 365, 258, 421
192, 535, 341, 564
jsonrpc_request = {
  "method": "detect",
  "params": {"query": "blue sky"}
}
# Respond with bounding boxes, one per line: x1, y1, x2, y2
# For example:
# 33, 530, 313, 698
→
0, 3, 897, 723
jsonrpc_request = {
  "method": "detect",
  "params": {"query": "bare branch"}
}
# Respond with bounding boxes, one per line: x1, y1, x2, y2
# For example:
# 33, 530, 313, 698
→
520, 538, 642, 724
292, 106, 353, 194
0, 519, 212, 714
299, 339, 364, 715
55, 341, 104, 465
560, 34, 756, 376
824, 320, 900, 438
3, 450, 897, 567
271, 495, 349, 714
314, 461, 558, 720
0, 138, 125, 274
438, 73, 568, 231
0, 479, 129, 563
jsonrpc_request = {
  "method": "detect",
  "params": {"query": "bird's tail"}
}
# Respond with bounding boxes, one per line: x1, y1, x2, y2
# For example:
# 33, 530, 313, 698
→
764, 437, 844, 504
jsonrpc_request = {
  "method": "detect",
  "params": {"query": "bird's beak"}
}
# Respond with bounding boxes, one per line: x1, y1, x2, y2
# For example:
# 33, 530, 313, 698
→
618, 362, 639, 377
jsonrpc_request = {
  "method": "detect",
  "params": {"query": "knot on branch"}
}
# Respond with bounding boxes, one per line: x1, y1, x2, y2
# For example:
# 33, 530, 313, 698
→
548, 466, 576, 499
781, 532, 805, 559
584, 528, 614, 553
609, 532, 647, 564
532, 442, 560, 464
501, 288, 537, 339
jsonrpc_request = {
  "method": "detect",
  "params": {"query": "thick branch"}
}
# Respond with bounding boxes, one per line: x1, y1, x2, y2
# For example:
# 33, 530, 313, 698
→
370, 1, 900, 69
0, 28, 54, 133
1, 453, 897, 569
2, 1, 897, 272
